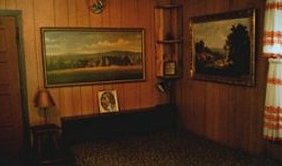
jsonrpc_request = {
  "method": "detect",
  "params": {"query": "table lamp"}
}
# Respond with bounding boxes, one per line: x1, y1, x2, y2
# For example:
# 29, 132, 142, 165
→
34, 89, 55, 124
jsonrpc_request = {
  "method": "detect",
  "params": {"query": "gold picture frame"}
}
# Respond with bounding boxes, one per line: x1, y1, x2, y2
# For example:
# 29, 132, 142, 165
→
164, 61, 177, 76
98, 90, 119, 113
41, 27, 145, 87
190, 8, 256, 86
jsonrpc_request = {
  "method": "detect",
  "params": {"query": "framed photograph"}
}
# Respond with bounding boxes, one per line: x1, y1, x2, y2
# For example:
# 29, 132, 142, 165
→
164, 61, 177, 76
190, 9, 256, 86
41, 27, 145, 87
98, 90, 119, 113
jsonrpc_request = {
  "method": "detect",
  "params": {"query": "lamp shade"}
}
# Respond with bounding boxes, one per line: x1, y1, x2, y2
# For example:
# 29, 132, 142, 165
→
34, 89, 55, 108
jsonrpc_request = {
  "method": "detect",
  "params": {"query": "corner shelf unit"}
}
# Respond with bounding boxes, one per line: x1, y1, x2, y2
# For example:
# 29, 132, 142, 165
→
154, 4, 183, 79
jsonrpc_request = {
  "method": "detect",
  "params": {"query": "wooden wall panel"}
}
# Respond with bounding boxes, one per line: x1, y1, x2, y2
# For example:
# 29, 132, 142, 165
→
76, 1, 95, 116
54, 0, 69, 26
33, 0, 55, 124
5, 0, 16, 9
16, 0, 38, 125
80, 86, 94, 115
139, 0, 158, 108
107, 0, 124, 111
1, 0, 280, 161
69, 0, 82, 117
0, 1, 5, 8
50, 0, 68, 124
119, 0, 140, 110
175, 0, 282, 159
0, 0, 165, 126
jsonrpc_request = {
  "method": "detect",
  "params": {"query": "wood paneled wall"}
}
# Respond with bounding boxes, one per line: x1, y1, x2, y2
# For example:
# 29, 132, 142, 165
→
2, 0, 281, 161
0, 0, 169, 126
175, 0, 282, 160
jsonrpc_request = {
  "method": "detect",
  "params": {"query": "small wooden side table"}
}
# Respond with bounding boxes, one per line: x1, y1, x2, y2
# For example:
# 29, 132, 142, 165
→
31, 124, 62, 164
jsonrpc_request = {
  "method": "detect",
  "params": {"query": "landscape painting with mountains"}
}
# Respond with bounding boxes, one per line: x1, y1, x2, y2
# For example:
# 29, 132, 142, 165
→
42, 28, 144, 87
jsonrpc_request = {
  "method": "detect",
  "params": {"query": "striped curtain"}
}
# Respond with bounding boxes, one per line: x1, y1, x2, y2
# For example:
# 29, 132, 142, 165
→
263, 0, 282, 141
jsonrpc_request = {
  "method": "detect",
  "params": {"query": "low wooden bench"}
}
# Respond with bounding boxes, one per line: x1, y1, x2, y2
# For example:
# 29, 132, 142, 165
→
60, 104, 178, 147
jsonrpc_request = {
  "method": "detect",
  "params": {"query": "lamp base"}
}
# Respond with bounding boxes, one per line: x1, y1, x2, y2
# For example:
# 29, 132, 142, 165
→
42, 108, 48, 124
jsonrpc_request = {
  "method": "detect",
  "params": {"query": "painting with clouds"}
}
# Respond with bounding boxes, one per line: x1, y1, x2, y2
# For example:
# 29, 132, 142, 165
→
41, 28, 145, 87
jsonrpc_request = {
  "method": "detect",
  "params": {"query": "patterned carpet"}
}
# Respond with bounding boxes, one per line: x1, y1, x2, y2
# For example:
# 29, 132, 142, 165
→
70, 130, 281, 166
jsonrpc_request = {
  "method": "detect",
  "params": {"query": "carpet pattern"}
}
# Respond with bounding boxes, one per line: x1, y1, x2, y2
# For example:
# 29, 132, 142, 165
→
70, 130, 281, 166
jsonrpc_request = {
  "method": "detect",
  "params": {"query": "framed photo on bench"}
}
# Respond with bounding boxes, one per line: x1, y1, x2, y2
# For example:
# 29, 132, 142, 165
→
98, 90, 119, 113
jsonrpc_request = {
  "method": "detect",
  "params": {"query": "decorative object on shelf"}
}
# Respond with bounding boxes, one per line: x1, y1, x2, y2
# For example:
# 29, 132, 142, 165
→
154, 3, 183, 79
98, 90, 119, 113
85, 0, 106, 14
164, 61, 177, 76
34, 89, 55, 124
41, 27, 145, 87
190, 8, 256, 86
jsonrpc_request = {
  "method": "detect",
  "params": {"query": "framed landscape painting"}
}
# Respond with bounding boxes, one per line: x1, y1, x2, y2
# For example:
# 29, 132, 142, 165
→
190, 9, 256, 86
41, 27, 145, 87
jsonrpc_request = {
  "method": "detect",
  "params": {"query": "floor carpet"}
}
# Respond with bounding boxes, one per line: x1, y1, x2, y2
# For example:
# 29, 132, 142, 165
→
70, 130, 282, 166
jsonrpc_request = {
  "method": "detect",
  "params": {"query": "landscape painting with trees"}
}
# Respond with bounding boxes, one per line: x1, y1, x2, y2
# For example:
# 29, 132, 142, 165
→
41, 28, 145, 87
191, 9, 256, 86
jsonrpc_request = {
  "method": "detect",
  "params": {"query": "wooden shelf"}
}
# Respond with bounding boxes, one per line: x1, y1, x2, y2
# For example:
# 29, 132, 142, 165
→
157, 39, 182, 44
155, 4, 182, 9
154, 3, 183, 78
157, 75, 180, 80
